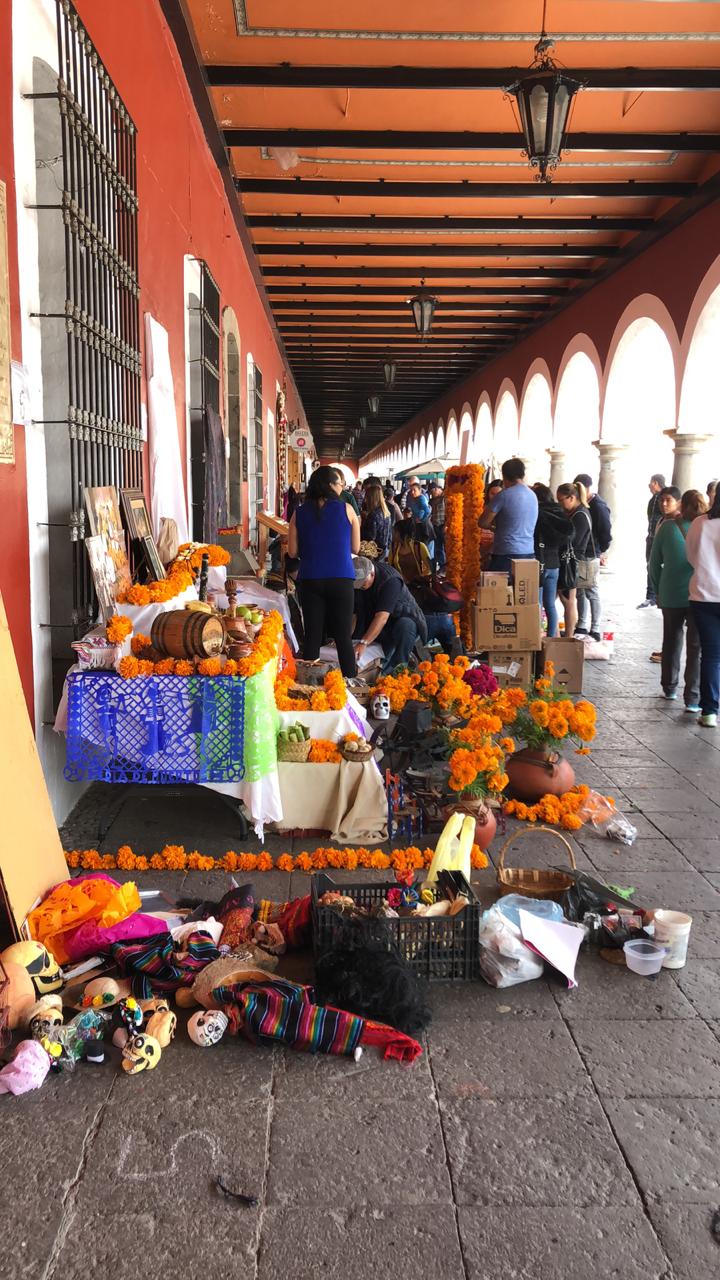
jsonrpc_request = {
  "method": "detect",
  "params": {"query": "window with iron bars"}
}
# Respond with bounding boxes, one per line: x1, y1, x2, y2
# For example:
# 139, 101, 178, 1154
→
186, 261, 221, 541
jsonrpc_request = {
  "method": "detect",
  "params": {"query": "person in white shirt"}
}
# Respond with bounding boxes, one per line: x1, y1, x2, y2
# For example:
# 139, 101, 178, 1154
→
685, 486, 720, 727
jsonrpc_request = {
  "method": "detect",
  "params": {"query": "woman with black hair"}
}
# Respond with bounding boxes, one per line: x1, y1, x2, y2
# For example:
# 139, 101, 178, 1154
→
533, 483, 570, 639
556, 481, 597, 638
685, 485, 720, 728
287, 466, 360, 676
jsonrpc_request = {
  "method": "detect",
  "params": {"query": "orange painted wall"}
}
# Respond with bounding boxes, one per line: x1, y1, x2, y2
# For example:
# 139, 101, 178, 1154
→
0, 0, 34, 716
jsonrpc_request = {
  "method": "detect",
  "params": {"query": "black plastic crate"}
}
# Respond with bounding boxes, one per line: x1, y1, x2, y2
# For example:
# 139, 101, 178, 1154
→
311, 875, 481, 982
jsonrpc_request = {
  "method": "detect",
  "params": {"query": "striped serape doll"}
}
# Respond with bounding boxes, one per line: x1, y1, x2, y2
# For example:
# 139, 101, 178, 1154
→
110, 930, 220, 999
212, 977, 422, 1063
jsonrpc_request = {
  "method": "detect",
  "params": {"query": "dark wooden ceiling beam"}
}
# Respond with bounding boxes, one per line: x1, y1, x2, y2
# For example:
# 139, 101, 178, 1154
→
266, 284, 563, 296
256, 242, 618, 259
208, 66, 720, 92
263, 265, 590, 279
272, 300, 541, 311
252, 215, 652, 233
238, 177, 693, 199
227, 128, 720, 153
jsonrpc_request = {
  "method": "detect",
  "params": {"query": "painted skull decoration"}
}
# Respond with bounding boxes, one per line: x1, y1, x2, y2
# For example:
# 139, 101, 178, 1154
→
370, 692, 390, 721
121, 1032, 162, 1075
188, 1009, 228, 1047
145, 1008, 177, 1049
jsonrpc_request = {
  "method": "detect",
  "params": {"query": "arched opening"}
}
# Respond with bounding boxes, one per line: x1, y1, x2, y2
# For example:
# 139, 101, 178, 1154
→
493, 387, 519, 470
519, 369, 553, 484
679, 281, 720, 487
473, 400, 493, 468
602, 316, 676, 575
426, 428, 435, 460
446, 416, 460, 461
411, 437, 420, 465
553, 350, 601, 489
435, 423, 446, 459
459, 406, 474, 464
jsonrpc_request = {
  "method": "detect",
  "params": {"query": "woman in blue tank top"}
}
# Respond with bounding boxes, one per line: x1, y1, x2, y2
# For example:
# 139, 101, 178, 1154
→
288, 466, 361, 676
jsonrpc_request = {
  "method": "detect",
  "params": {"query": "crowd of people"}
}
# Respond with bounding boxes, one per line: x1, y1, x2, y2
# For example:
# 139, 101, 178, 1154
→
286, 460, 720, 729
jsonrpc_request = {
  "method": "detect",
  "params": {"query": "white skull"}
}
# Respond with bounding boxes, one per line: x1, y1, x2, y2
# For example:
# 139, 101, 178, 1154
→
371, 692, 391, 721
188, 1009, 228, 1047
121, 1032, 162, 1075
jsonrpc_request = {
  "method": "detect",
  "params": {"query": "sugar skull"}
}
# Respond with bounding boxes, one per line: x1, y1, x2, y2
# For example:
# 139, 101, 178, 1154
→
145, 1008, 177, 1049
121, 1033, 162, 1075
188, 1009, 228, 1047
1, 942, 63, 997
140, 996, 171, 1023
370, 692, 390, 721
27, 995, 64, 1039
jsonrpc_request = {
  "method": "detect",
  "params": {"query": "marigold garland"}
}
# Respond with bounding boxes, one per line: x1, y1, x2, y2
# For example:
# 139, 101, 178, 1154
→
105, 615, 132, 645
176, 543, 231, 570
116, 610, 283, 680
308, 738, 342, 763
64, 842, 489, 873
504, 784, 615, 831
275, 668, 347, 712
449, 463, 485, 646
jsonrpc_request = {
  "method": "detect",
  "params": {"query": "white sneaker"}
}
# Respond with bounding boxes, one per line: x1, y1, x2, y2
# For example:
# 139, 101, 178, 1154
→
698, 714, 718, 728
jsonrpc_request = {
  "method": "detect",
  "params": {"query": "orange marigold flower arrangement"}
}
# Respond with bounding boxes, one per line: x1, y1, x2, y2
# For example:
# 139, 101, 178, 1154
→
505, 784, 615, 830
308, 738, 342, 763
275, 665, 347, 711
64, 842, 490, 874
510, 664, 597, 755
106, 614, 133, 645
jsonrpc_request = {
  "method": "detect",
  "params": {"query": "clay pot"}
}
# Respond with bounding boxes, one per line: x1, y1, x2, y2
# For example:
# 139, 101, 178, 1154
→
441, 799, 497, 850
505, 748, 576, 803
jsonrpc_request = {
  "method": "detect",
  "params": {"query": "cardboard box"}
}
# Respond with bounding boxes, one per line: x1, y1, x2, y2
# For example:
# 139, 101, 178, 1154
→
477, 574, 510, 609
473, 603, 542, 652
488, 649, 535, 689
542, 637, 585, 694
511, 558, 540, 606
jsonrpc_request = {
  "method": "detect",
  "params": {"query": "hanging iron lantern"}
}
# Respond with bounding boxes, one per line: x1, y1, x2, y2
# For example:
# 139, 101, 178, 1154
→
506, 33, 583, 183
410, 290, 437, 338
368, 395, 380, 417
359, 415, 367, 432
383, 361, 397, 390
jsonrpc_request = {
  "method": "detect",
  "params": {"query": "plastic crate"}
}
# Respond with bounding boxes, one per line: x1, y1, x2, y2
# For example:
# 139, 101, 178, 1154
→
311, 875, 481, 982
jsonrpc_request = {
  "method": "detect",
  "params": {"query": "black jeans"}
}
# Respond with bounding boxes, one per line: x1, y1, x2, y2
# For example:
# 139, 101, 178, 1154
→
661, 606, 700, 705
299, 578, 357, 677
690, 601, 720, 715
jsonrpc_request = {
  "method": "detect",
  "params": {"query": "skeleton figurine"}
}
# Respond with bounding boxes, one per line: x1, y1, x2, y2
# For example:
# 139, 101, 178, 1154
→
370, 692, 391, 721
121, 1033, 162, 1075
187, 1009, 228, 1047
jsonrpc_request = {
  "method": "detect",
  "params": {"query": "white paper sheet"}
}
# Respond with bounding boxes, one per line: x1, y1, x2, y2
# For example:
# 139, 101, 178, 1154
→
518, 909, 583, 989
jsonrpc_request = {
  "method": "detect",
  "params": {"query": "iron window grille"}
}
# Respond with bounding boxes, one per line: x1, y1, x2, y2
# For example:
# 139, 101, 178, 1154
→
187, 260, 221, 541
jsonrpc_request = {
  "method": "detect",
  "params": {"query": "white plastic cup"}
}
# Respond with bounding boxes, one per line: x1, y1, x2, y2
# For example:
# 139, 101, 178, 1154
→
653, 909, 692, 968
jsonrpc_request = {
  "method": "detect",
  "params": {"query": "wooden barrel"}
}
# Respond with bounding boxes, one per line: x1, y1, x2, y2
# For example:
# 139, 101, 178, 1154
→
151, 610, 224, 659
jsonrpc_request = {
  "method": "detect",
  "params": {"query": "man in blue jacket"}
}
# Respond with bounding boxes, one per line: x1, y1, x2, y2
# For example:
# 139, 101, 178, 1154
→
574, 473, 612, 640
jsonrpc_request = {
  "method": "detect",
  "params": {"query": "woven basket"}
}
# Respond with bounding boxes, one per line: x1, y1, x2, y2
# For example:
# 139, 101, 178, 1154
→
340, 741, 375, 763
496, 826, 577, 901
277, 736, 312, 763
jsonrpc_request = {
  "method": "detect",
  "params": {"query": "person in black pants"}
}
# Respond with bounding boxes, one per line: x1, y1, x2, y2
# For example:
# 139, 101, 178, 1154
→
353, 556, 428, 674
287, 466, 361, 677
533, 484, 571, 639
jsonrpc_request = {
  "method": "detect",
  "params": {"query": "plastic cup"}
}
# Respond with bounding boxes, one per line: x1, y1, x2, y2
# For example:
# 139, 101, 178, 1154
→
653, 910, 692, 968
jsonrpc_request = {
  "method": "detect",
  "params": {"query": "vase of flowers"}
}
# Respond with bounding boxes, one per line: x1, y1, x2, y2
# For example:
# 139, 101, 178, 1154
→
441, 717, 512, 850
505, 665, 597, 803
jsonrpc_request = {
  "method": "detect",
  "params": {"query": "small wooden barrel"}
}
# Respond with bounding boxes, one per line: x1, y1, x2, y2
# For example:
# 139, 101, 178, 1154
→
151, 610, 224, 659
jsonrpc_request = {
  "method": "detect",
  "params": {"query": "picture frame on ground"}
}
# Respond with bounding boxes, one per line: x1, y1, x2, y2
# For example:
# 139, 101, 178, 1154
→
84, 486, 132, 599
85, 535, 119, 622
120, 488, 153, 542
140, 535, 167, 582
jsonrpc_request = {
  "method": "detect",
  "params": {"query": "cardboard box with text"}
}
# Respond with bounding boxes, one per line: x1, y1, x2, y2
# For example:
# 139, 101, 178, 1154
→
473, 603, 542, 652
542, 637, 585, 694
511, 558, 540, 606
488, 649, 535, 689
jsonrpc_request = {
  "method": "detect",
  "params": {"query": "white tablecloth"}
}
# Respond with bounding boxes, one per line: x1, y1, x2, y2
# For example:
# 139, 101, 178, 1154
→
208, 568, 298, 652
275, 760, 387, 842
115, 586, 198, 657
277, 691, 370, 741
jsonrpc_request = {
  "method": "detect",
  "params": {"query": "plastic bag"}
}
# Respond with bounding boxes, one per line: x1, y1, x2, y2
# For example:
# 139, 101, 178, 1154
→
576, 790, 616, 827
478, 903, 545, 988
606, 813, 637, 845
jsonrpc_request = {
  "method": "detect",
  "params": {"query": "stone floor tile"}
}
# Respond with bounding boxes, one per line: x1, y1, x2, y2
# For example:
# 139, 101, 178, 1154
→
458, 1206, 669, 1280
266, 1097, 453, 1207
428, 977, 561, 1024
674, 957, 720, 1018
607, 869, 720, 911
646, 1202, 720, 1280
430, 1019, 589, 1101
604, 1098, 720, 1201
682, 911, 720, 958
581, 838, 693, 874
620, 787, 720, 815
258, 1207, 466, 1280
273, 1039, 435, 1104
649, 814, 720, 842
552, 954, 697, 1021
572, 1018, 720, 1097
442, 1095, 637, 1207
668, 840, 720, 872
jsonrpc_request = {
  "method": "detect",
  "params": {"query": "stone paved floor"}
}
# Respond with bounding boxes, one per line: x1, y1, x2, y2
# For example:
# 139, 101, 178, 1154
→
4, 581, 720, 1279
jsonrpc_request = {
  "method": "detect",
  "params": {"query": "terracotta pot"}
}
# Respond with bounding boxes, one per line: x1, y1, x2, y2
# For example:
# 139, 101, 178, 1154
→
505, 748, 576, 803
441, 799, 497, 850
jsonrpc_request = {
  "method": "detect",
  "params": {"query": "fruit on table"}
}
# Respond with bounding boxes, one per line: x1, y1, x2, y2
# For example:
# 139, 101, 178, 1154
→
237, 605, 252, 619
185, 601, 213, 614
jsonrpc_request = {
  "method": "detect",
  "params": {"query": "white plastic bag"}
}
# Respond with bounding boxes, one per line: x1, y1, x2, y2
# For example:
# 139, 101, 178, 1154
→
478, 904, 545, 988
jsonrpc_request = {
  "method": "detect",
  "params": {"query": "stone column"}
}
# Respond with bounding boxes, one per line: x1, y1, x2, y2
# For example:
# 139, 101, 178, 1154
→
594, 442, 628, 566
548, 449, 566, 495
665, 431, 712, 494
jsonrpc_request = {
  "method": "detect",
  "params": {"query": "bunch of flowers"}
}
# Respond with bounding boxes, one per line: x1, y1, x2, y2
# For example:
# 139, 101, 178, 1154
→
462, 663, 498, 699
175, 543, 231, 571
446, 716, 511, 797
308, 738, 342, 763
236, 609, 283, 677
116, 611, 282, 679
275, 668, 347, 711
489, 685, 528, 726
511, 663, 597, 753
105, 615, 132, 645
65, 842, 489, 873
505, 784, 615, 831
372, 669, 421, 713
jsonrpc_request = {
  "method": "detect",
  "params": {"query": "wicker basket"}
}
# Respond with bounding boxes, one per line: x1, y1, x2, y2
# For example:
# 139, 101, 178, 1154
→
340, 741, 375, 763
277, 736, 312, 763
496, 826, 576, 901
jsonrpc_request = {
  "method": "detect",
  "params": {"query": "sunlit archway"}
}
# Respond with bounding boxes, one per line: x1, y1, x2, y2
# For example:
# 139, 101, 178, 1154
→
493, 384, 520, 470
553, 348, 601, 489
519, 367, 553, 484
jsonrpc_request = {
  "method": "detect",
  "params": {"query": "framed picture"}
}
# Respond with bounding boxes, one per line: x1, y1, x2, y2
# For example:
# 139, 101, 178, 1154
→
140, 535, 167, 582
85, 535, 119, 622
121, 488, 153, 542
84, 486, 132, 598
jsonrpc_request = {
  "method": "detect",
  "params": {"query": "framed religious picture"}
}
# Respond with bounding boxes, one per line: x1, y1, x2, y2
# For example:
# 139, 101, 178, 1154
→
85, 535, 119, 622
84, 485, 132, 598
120, 488, 153, 542
140, 535, 167, 582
